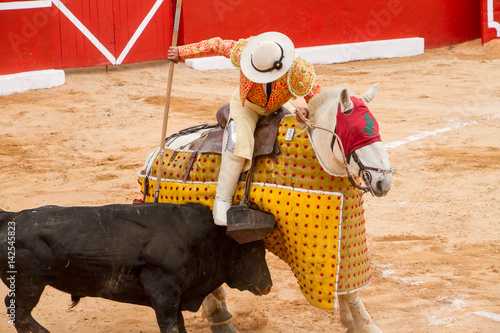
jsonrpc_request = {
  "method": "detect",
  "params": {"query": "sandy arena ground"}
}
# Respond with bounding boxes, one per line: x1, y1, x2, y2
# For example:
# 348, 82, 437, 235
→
0, 39, 499, 333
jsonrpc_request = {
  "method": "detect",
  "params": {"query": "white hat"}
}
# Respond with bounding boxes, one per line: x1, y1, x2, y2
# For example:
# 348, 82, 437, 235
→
241, 32, 295, 84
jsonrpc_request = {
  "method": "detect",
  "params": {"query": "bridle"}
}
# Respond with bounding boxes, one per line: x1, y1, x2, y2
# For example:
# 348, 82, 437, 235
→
329, 132, 395, 196
297, 106, 396, 197
346, 150, 396, 196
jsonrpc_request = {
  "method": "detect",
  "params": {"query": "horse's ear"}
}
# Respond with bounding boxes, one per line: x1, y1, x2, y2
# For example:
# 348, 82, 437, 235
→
362, 83, 379, 104
340, 88, 354, 113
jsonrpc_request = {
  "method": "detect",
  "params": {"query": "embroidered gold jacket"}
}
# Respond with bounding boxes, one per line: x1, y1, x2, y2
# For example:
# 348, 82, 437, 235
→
178, 37, 321, 114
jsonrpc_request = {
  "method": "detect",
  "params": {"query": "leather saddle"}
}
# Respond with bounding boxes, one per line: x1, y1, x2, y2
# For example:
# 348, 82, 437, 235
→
171, 104, 290, 182
191, 104, 291, 157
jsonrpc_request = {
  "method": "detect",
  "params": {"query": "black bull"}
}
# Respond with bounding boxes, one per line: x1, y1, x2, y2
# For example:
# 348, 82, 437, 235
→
0, 203, 272, 333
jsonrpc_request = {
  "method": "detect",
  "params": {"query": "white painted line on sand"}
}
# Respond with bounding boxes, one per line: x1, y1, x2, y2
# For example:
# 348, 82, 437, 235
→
473, 311, 500, 322
385, 120, 477, 150
428, 317, 457, 327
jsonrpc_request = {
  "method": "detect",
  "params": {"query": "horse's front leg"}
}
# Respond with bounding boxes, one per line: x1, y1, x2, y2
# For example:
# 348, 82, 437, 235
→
201, 286, 237, 333
339, 295, 356, 333
341, 292, 382, 333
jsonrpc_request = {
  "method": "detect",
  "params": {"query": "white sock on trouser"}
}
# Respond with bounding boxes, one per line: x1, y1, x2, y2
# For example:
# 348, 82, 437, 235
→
213, 151, 246, 226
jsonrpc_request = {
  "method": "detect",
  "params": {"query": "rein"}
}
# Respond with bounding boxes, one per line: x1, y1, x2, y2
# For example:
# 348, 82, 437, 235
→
295, 109, 395, 196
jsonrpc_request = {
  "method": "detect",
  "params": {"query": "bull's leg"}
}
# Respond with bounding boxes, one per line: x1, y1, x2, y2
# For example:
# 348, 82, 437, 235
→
202, 286, 237, 333
148, 289, 181, 333
177, 310, 187, 333
342, 292, 382, 333
140, 270, 182, 333
339, 296, 356, 333
4, 280, 49, 333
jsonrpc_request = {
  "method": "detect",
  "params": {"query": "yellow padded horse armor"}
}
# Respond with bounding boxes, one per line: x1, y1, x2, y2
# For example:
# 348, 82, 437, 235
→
138, 115, 370, 310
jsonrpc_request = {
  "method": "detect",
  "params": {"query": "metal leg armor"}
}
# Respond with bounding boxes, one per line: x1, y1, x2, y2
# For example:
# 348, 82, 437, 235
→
213, 119, 246, 226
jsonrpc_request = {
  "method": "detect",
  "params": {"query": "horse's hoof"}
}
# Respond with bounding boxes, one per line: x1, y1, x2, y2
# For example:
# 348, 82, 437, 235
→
211, 308, 233, 323
209, 322, 238, 333
344, 321, 357, 333
359, 324, 382, 333
367, 324, 383, 333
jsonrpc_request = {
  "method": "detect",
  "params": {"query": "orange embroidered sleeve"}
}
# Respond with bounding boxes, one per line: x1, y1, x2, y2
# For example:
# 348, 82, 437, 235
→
287, 57, 321, 104
178, 37, 237, 61
304, 83, 321, 103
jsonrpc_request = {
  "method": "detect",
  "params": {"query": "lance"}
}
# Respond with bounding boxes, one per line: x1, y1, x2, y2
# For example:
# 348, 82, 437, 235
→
155, 0, 183, 203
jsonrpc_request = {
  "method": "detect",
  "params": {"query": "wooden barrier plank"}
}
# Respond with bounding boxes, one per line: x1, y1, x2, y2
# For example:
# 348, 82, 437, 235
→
73, 0, 86, 67
112, 0, 126, 61
100, 0, 116, 64
50, 4, 63, 69
58, 1, 77, 68
87, 0, 99, 66
121, 0, 146, 62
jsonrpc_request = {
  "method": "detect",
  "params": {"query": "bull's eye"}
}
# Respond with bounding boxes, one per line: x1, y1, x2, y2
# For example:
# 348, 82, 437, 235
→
249, 248, 261, 257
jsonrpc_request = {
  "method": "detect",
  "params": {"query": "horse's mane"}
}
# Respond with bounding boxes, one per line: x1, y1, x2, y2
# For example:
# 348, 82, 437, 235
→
307, 87, 344, 119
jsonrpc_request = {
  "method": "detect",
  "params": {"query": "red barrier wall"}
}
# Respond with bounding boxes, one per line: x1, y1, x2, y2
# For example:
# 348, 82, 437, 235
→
481, 0, 500, 44
0, 0, 487, 77
181, 0, 480, 49
1, 0, 172, 74
0, 4, 57, 75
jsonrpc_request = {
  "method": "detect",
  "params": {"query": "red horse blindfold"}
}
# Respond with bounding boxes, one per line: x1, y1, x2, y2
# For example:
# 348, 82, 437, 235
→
336, 97, 382, 153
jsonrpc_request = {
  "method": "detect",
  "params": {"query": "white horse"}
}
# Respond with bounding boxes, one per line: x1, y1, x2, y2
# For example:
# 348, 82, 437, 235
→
138, 84, 394, 333
301, 84, 392, 333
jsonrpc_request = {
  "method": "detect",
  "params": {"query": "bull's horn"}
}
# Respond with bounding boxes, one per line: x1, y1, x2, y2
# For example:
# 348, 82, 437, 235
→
362, 83, 379, 104
340, 88, 354, 113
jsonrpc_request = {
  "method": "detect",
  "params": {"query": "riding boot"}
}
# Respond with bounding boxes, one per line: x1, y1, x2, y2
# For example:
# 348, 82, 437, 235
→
213, 151, 246, 226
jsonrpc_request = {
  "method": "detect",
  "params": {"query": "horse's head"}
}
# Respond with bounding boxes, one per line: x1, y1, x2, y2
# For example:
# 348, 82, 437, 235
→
307, 84, 394, 197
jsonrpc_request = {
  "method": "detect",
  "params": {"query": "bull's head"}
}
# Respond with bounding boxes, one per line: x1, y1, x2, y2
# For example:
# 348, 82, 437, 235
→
227, 240, 272, 296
